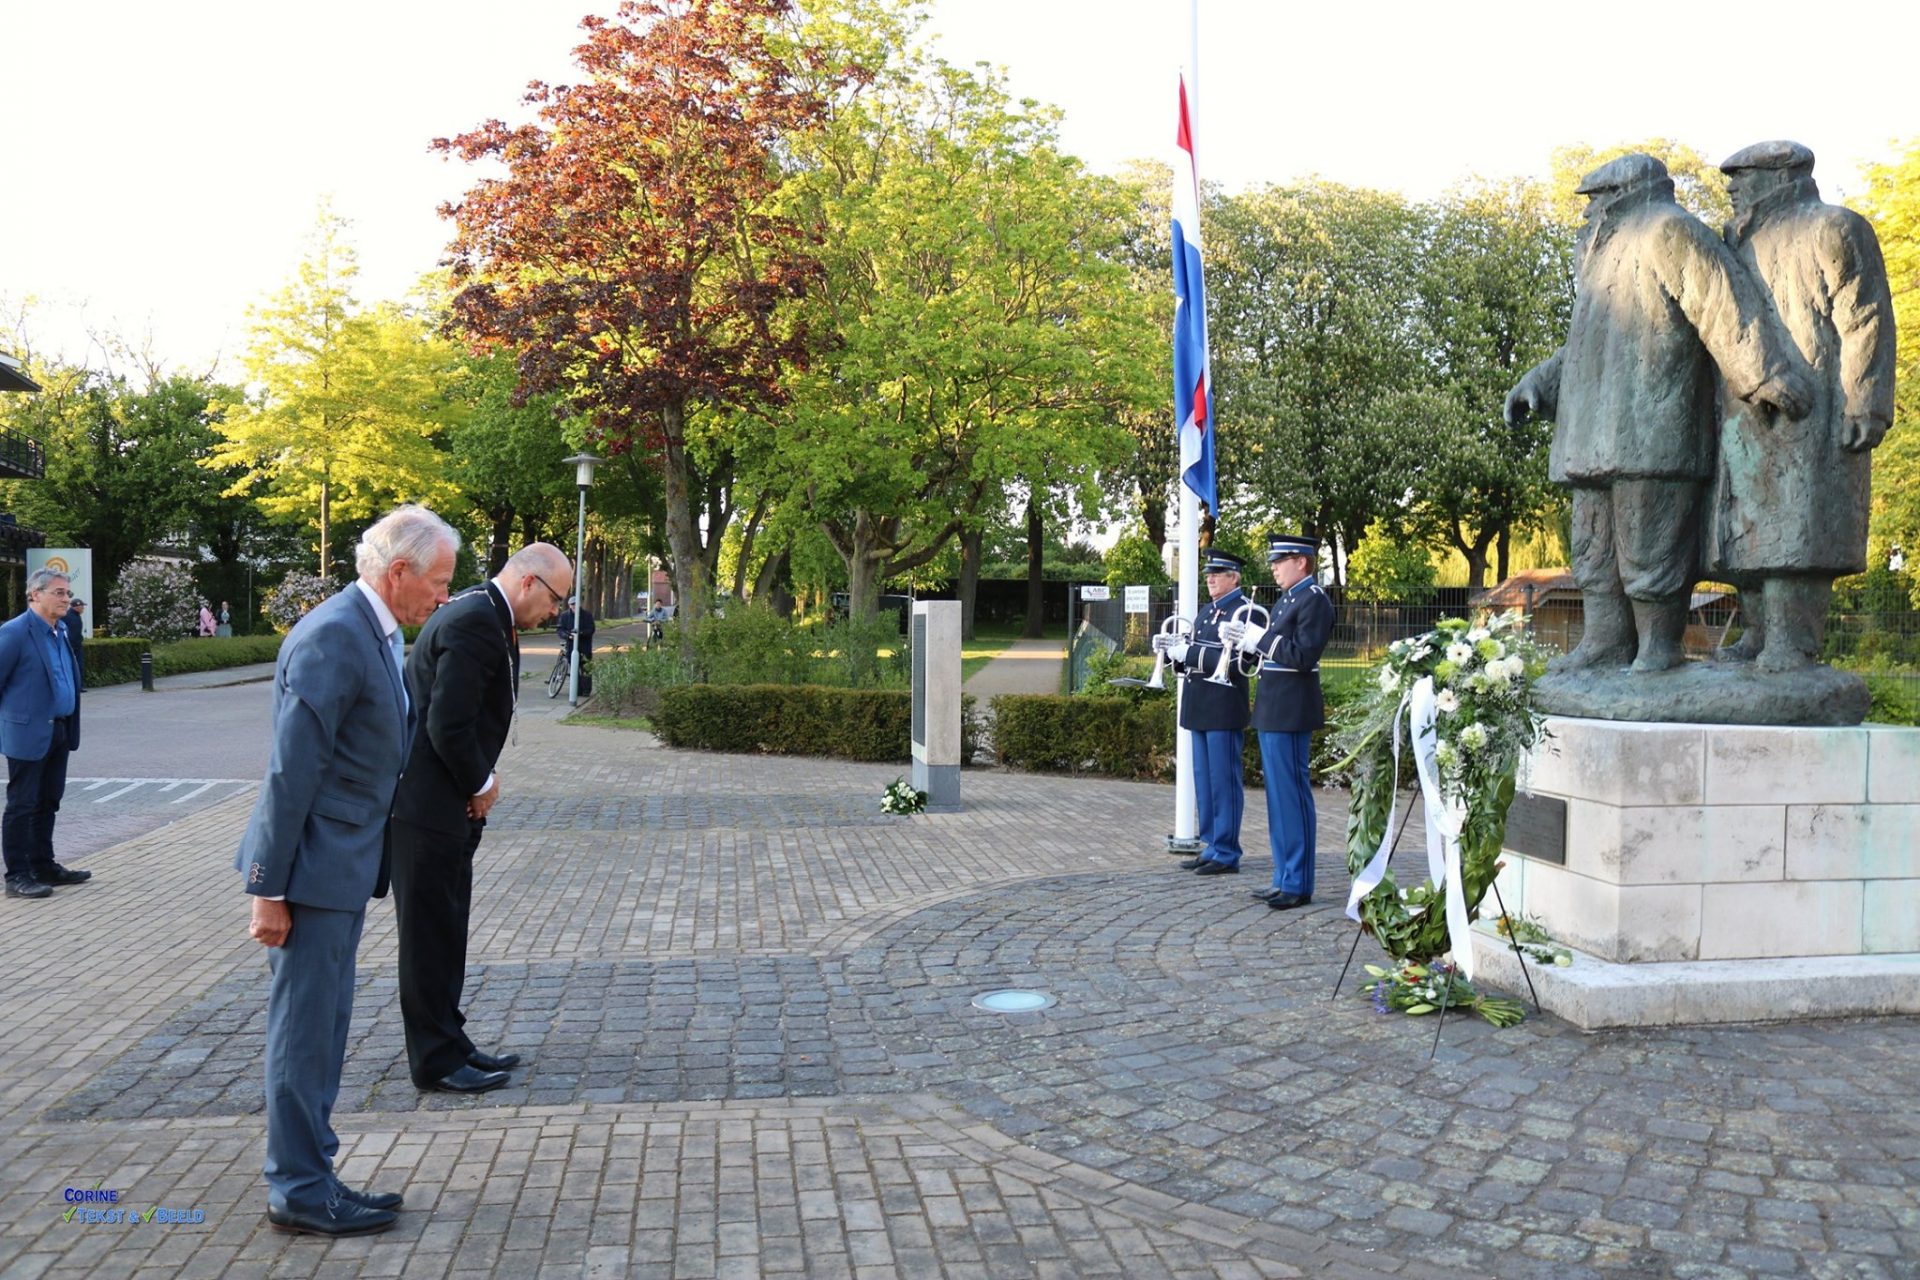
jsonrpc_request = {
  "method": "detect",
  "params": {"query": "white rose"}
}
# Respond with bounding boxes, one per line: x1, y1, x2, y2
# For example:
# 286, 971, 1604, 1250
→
1411, 643, 1432, 661
1435, 688, 1460, 714
1378, 666, 1400, 693
1460, 722, 1489, 751
1445, 642, 1474, 667
1466, 628, 1490, 643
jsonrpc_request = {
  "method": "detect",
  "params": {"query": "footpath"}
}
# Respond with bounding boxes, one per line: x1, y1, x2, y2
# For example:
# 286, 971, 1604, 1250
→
0, 667, 1915, 1279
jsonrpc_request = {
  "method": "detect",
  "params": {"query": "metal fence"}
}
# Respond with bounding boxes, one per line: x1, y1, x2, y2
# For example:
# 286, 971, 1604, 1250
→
1066, 584, 1920, 705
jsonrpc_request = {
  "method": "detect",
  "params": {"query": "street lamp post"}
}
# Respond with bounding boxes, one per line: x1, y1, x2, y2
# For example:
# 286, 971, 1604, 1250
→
564, 451, 602, 706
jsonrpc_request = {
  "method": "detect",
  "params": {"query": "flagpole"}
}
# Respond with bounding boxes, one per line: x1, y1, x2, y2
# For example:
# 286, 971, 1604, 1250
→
1171, 0, 1201, 851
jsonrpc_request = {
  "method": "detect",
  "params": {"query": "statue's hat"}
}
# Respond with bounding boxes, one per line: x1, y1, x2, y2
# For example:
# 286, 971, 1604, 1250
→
1720, 140, 1815, 173
1575, 153, 1668, 195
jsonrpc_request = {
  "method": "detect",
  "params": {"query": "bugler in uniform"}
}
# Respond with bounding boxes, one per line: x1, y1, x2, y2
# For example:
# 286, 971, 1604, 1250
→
1225, 535, 1333, 909
1155, 549, 1251, 875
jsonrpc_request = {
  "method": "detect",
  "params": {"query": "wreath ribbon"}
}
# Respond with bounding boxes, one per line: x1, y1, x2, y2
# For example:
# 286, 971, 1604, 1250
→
1344, 675, 1476, 979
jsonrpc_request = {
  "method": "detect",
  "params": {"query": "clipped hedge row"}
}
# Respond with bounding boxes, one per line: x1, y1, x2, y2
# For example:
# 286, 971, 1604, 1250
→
80, 638, 149, 687
654, 684, 981, 763
989, 693, 1346, 784
80, 634, 287, 686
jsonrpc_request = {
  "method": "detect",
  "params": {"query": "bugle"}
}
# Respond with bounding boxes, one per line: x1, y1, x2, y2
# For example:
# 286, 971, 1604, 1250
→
1205, 601, 1270, 685
1146, 614, 1194, 690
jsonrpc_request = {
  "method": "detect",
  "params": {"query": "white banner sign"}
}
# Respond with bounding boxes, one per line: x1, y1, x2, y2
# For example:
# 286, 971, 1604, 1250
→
1079, 584, 1110, 601
27, 548, 93, 637
1123, 585, 1150, 614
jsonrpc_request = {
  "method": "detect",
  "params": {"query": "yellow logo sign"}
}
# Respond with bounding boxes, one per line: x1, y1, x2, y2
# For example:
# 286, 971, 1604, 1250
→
45, 556, 71, 575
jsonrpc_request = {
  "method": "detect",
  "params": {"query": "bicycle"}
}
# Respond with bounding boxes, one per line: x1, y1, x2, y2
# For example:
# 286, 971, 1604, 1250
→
546, 638, 592, 698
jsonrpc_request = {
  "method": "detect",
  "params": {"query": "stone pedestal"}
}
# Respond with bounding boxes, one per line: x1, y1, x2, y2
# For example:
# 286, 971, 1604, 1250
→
910, 601, 962, 812
1473, 716, 1920, 1028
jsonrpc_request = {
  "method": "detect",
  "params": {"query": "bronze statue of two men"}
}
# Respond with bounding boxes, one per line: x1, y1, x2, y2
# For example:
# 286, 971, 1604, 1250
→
1505, 143, 1898, 725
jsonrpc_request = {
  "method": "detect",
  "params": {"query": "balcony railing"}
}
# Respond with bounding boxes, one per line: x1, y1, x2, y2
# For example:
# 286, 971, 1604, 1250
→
0, 427, 45, 479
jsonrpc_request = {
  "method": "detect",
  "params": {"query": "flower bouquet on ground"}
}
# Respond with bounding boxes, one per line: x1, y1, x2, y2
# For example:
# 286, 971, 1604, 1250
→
1364, 960, 1525, 1027
1332, 608, 1551, 1025
879, 776, 928, 815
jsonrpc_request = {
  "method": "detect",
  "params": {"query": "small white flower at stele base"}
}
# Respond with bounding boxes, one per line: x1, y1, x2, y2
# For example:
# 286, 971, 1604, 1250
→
1445, 642, 1475, 667
1435, 688, 1461, 714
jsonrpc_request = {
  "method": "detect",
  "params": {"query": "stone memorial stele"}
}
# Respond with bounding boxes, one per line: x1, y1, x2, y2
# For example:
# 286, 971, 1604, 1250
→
1504, 147, 1897, 726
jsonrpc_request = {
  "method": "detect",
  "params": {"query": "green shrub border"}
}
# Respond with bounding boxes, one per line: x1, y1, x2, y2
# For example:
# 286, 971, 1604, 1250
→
654, 684, 982, 763
81, 634, 285, 686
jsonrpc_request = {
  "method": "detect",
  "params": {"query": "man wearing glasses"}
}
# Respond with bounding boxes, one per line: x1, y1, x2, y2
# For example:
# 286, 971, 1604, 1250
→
389, 542, 573, 1094
0, 570, 90, 899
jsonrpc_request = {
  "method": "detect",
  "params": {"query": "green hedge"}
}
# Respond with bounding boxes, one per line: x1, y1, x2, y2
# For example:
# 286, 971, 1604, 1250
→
80, 638, 149, 686
654, 684, 982, 763
152, 634, 284, 676
80, 634, 285, 686
990, 691, 1353, 784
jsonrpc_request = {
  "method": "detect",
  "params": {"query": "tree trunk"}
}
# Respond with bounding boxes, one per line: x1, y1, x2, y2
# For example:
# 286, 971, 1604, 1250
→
318, 471, 332, 579
958, 526, 983, 642
660, 402, 706, 652
753, 546, 794, 618
733, 494, 766, 601
1023, 494, 1044, 639
487, 506, 515, 575
1495, 527, 1512, 585
1141, 493, 1166, 552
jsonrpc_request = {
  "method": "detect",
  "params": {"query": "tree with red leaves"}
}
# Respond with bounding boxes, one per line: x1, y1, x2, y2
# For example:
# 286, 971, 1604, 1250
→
435, 0, 829, 624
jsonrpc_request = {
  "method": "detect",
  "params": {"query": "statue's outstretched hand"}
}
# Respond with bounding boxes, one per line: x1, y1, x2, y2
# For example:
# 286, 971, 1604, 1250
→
1502, 380, 1538, 428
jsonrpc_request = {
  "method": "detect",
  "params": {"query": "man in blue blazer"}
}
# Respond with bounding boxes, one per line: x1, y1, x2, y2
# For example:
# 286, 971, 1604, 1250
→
236, 506, 457, 1237
1, 569, 89, 900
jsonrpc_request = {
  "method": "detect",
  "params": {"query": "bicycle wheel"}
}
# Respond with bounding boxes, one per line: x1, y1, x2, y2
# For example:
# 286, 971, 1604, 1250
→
547, 655, 568, 698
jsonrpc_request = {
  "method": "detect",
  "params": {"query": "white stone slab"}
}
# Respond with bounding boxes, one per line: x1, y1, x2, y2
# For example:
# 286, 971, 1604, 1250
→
1526, 718, 1704, 808
1785, 804, 1920, 880
1563, 801, 1785, 886
1471, 928, 1920, 1029
1495, 857, 1701, 962
1698, 880, 1863, 959
1866, 726, 1920, 803
1703, 725, 1868, 806
1864, 880, 1920, 953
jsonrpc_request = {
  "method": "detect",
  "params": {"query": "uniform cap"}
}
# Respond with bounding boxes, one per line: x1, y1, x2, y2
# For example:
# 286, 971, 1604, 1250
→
1202, 550, 1245, 573
1267, 535, 1317, 561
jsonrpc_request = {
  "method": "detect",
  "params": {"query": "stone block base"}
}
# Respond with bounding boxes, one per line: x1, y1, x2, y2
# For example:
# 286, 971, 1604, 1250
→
1471, 925, 1920, 1029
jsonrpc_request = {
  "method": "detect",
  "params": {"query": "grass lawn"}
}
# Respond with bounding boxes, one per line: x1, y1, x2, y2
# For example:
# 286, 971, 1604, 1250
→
961, 620, 1055, 681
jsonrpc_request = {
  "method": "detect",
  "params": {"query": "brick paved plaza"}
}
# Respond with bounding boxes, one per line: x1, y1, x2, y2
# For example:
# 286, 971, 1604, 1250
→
1, 667, 1917, 1279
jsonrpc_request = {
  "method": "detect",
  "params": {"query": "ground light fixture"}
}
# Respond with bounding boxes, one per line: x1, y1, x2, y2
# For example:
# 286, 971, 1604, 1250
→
970, 989, 1058, 1013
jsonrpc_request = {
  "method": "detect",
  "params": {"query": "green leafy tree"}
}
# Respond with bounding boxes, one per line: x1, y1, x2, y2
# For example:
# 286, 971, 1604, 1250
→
1103, 532, 1169, 589
207, 209, 458, 576
1408, 180, 1575, 588
1854, 138, 1920, 597
1207, 181, 1430, 578
0, 361, 241, 627
442, 351, 578, 572
1345, 520, 1437, 605
775, 48, 1149, 630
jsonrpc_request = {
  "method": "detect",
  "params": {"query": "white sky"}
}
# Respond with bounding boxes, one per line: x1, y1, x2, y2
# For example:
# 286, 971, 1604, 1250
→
3, 0, 1914, 377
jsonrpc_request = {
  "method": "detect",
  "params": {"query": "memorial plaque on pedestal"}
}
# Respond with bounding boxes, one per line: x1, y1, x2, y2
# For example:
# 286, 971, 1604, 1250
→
1503, 791, 1567, 865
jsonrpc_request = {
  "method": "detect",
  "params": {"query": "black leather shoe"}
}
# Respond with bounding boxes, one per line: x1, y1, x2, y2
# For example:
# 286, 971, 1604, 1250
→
424, 1064, 509, 1093
1178, 857, 1209, 870
1194, 861, 1239, 875
466, 1049, 521, 1072
1248, 888, 1286, 901
38, 864, 91, 886
335, 1182, 404, 1212
1267, 892, 1312, 910
5, 875, 51, 899
267, 1197, 397, 1236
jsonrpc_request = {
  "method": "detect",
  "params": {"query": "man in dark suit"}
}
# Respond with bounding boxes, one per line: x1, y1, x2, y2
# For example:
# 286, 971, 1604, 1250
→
1226, 536, 1335, 910
1153, 549, 1253, 875
1, 570, 88, 900
62, 597, 86, 683
390, 542, 572, 1094
236, 506, 457, 1237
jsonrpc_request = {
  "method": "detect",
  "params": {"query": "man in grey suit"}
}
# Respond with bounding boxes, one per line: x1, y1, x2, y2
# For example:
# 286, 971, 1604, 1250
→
236, 506, 458, 1237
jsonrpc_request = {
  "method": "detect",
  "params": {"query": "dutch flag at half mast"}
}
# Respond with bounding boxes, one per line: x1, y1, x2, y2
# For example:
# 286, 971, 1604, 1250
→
1172, 73, 1215, 513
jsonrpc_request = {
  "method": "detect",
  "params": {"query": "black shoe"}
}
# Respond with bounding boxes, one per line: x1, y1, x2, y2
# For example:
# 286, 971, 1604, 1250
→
4, 875, 50, 899
334, 1182, 404, 1212
466, 1049, 521, 1072
1248, 888, 1286, 901
267, 1197, 397, 1237
1178, 857, 1209, 870
1267, 892, 1312, 910
1194, 861, 1239, 876
424, 1064, 509, 1094
37, 864, 91, 886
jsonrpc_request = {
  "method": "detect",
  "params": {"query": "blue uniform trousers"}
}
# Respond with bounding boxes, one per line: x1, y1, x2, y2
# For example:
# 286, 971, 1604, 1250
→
1191, 729, 1245, 868
263, 904, 365, 1211
1258, 729, 1316, 896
